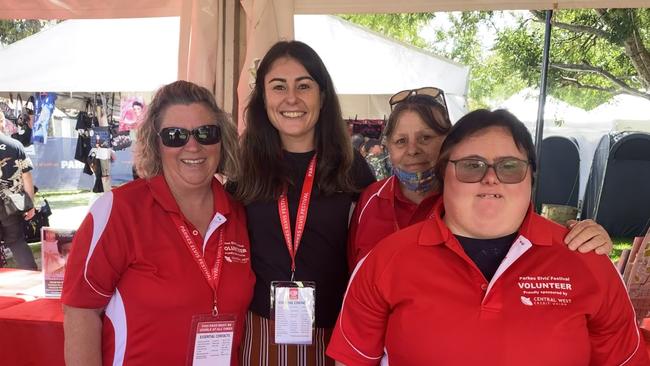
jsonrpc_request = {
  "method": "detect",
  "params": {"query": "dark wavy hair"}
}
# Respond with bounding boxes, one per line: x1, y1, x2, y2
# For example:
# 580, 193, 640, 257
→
434, 109, 537, 190
235, 40, 355, 204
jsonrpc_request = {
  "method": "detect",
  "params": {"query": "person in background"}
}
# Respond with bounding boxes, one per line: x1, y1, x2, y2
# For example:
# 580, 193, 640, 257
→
328, 109, 648, 365
362, 138, 391, 180
348, 89, 612, 269
350, 133, 365, 153
233, 40, 375, 366
62, 81, 255, 366
0, 111, 37, 270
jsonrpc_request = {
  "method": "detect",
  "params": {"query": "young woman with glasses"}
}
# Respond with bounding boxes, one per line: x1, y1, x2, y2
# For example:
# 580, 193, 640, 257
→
328, 109, 648, 365
347, 89, 613, 270
62, 81, 255, 365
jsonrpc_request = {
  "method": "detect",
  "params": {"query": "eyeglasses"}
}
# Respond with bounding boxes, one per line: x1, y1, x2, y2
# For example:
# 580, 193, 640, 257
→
389, 87, 448, 111
158, 124, 221, 147
448, 158, 531, 184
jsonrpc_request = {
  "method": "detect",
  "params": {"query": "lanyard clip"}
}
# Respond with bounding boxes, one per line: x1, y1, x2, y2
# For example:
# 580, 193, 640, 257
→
290, 270, 295, 282
212, 300, 218, 317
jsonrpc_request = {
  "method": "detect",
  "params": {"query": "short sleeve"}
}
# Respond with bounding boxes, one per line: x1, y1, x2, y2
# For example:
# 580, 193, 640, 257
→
327, 253, 390, 366
587, 257, 650, 365
62, 193, 132, 309
13, 143, 33, 173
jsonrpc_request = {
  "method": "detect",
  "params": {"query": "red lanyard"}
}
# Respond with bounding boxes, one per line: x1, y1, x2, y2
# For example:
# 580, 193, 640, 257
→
171, 214, 225, 316
278, 154, 317, 280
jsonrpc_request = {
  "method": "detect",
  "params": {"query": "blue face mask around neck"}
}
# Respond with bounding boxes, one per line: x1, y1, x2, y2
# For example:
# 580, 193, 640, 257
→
393, 166, 436, 193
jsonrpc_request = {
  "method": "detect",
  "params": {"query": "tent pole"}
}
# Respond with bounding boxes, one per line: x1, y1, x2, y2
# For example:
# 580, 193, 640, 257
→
533, 9, 553, 211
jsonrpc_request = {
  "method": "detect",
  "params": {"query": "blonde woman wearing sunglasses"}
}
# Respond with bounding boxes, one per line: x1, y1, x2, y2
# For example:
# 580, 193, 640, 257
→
62, 81, 254, 366
347, 88, 613, 271
329, 109, 647, 366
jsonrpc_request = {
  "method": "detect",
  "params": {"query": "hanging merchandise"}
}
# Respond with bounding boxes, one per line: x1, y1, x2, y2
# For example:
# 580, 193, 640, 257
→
32, 93, 57, 144
346, 118, 385, 139
119, 96, 146, 132
74, 99, 98, 175
5, 94, 34, 147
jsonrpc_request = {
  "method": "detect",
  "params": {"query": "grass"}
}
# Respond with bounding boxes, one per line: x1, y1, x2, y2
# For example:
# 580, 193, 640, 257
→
2, 190, 94, 270
610, 237, 634, 263
38, 190, 95, 210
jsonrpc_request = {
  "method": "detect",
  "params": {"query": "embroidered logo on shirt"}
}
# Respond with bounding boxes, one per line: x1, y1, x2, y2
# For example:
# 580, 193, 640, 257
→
224, 241, 249, 264
517, 275, 573, 306
520, 296, 533, 306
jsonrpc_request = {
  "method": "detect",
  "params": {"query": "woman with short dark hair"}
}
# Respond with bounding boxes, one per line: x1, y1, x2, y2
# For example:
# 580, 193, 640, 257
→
328, 109, 648, 365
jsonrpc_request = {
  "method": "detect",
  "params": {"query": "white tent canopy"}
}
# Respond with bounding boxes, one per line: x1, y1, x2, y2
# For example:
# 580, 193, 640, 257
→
499, 88, 615, 202
590, 94, 650, 132
294, 15, 469, 122
0, 17, 179, 93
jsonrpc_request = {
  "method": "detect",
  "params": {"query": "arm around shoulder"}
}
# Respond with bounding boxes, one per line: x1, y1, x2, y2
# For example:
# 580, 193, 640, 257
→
63, 305, 104, 366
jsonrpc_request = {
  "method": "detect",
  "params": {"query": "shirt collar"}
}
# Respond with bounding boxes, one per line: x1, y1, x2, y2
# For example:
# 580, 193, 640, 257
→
418, 199, 555, 247
147, 175, 231, 217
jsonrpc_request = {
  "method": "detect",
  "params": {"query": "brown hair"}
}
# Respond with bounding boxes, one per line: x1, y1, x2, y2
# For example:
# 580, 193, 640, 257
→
235, 41, 355, 204
134, 80, 240, 180
382, 94, 451, 144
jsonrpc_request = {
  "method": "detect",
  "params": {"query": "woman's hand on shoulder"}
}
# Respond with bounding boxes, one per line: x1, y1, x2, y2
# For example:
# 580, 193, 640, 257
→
564, 219, 613, 255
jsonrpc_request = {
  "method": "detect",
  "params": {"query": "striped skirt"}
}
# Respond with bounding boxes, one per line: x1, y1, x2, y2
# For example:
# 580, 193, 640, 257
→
239, 311, 335, 366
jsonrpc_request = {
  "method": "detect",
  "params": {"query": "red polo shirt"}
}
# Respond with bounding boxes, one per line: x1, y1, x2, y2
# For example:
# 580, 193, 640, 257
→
329, 199, 648, 366
62, 175, 255, 365
347, 176, 439, 269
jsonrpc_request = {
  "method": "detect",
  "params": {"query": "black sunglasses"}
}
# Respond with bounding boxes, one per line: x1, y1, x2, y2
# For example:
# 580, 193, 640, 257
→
448, 158, 531, 184
389, 87, 447, 110
158, 124, 221, 148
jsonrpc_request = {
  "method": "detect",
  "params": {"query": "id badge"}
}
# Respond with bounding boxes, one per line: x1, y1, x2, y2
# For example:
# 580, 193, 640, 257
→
186, 313, 237, 366
270, 281, 316, 345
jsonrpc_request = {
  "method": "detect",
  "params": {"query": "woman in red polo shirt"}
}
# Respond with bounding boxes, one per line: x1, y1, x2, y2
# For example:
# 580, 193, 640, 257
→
348, 89, 612, 269
62, 81, 255, 366
329, 109, 649, 365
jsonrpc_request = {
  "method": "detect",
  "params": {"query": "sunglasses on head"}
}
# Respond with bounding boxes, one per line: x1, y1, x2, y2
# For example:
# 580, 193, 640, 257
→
158, 124, 221, 148
389, 87, 448, 110
448, 157, 531, 184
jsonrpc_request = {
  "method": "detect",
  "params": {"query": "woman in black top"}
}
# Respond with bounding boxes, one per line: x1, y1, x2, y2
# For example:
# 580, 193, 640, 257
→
233, 41, 374, 366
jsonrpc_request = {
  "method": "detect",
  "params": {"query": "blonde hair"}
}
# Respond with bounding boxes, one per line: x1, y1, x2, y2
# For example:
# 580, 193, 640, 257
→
134, 80, 240, 180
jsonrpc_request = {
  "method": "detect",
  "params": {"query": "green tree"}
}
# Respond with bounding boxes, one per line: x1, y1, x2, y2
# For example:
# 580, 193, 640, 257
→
497, 8, 650, 109
340, 12, 527, 109
341, 9, 650, 110
0, 19, 45, 45
339, 13, 434, 49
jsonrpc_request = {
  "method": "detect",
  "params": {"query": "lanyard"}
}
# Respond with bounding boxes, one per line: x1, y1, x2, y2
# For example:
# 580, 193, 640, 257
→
171, 214, 225, 317
278, 154, 317, 280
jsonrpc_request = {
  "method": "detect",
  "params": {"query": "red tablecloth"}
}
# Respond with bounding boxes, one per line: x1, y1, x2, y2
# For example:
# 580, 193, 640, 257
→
0, 298, 64, 366
0, 295, 25, 310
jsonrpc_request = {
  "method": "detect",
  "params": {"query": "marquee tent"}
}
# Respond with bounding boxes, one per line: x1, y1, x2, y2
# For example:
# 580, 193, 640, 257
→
499, 88, 614, 201
0, 17, 179, 93
2, 0, 647, 122
590, 94, 650, 133
295, 15, 469, 121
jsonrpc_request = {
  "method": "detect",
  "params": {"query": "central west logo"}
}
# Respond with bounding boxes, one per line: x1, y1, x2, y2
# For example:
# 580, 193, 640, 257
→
517, 275, 573, 306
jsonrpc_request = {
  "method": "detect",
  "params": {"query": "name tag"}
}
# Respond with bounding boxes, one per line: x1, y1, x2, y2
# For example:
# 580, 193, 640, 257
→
271, 281, 316, 345
187, 314, 236, 366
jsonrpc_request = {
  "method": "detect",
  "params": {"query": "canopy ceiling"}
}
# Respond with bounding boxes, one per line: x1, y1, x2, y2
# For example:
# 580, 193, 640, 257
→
1, 0, 647, 19
294, 0, 650, 13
